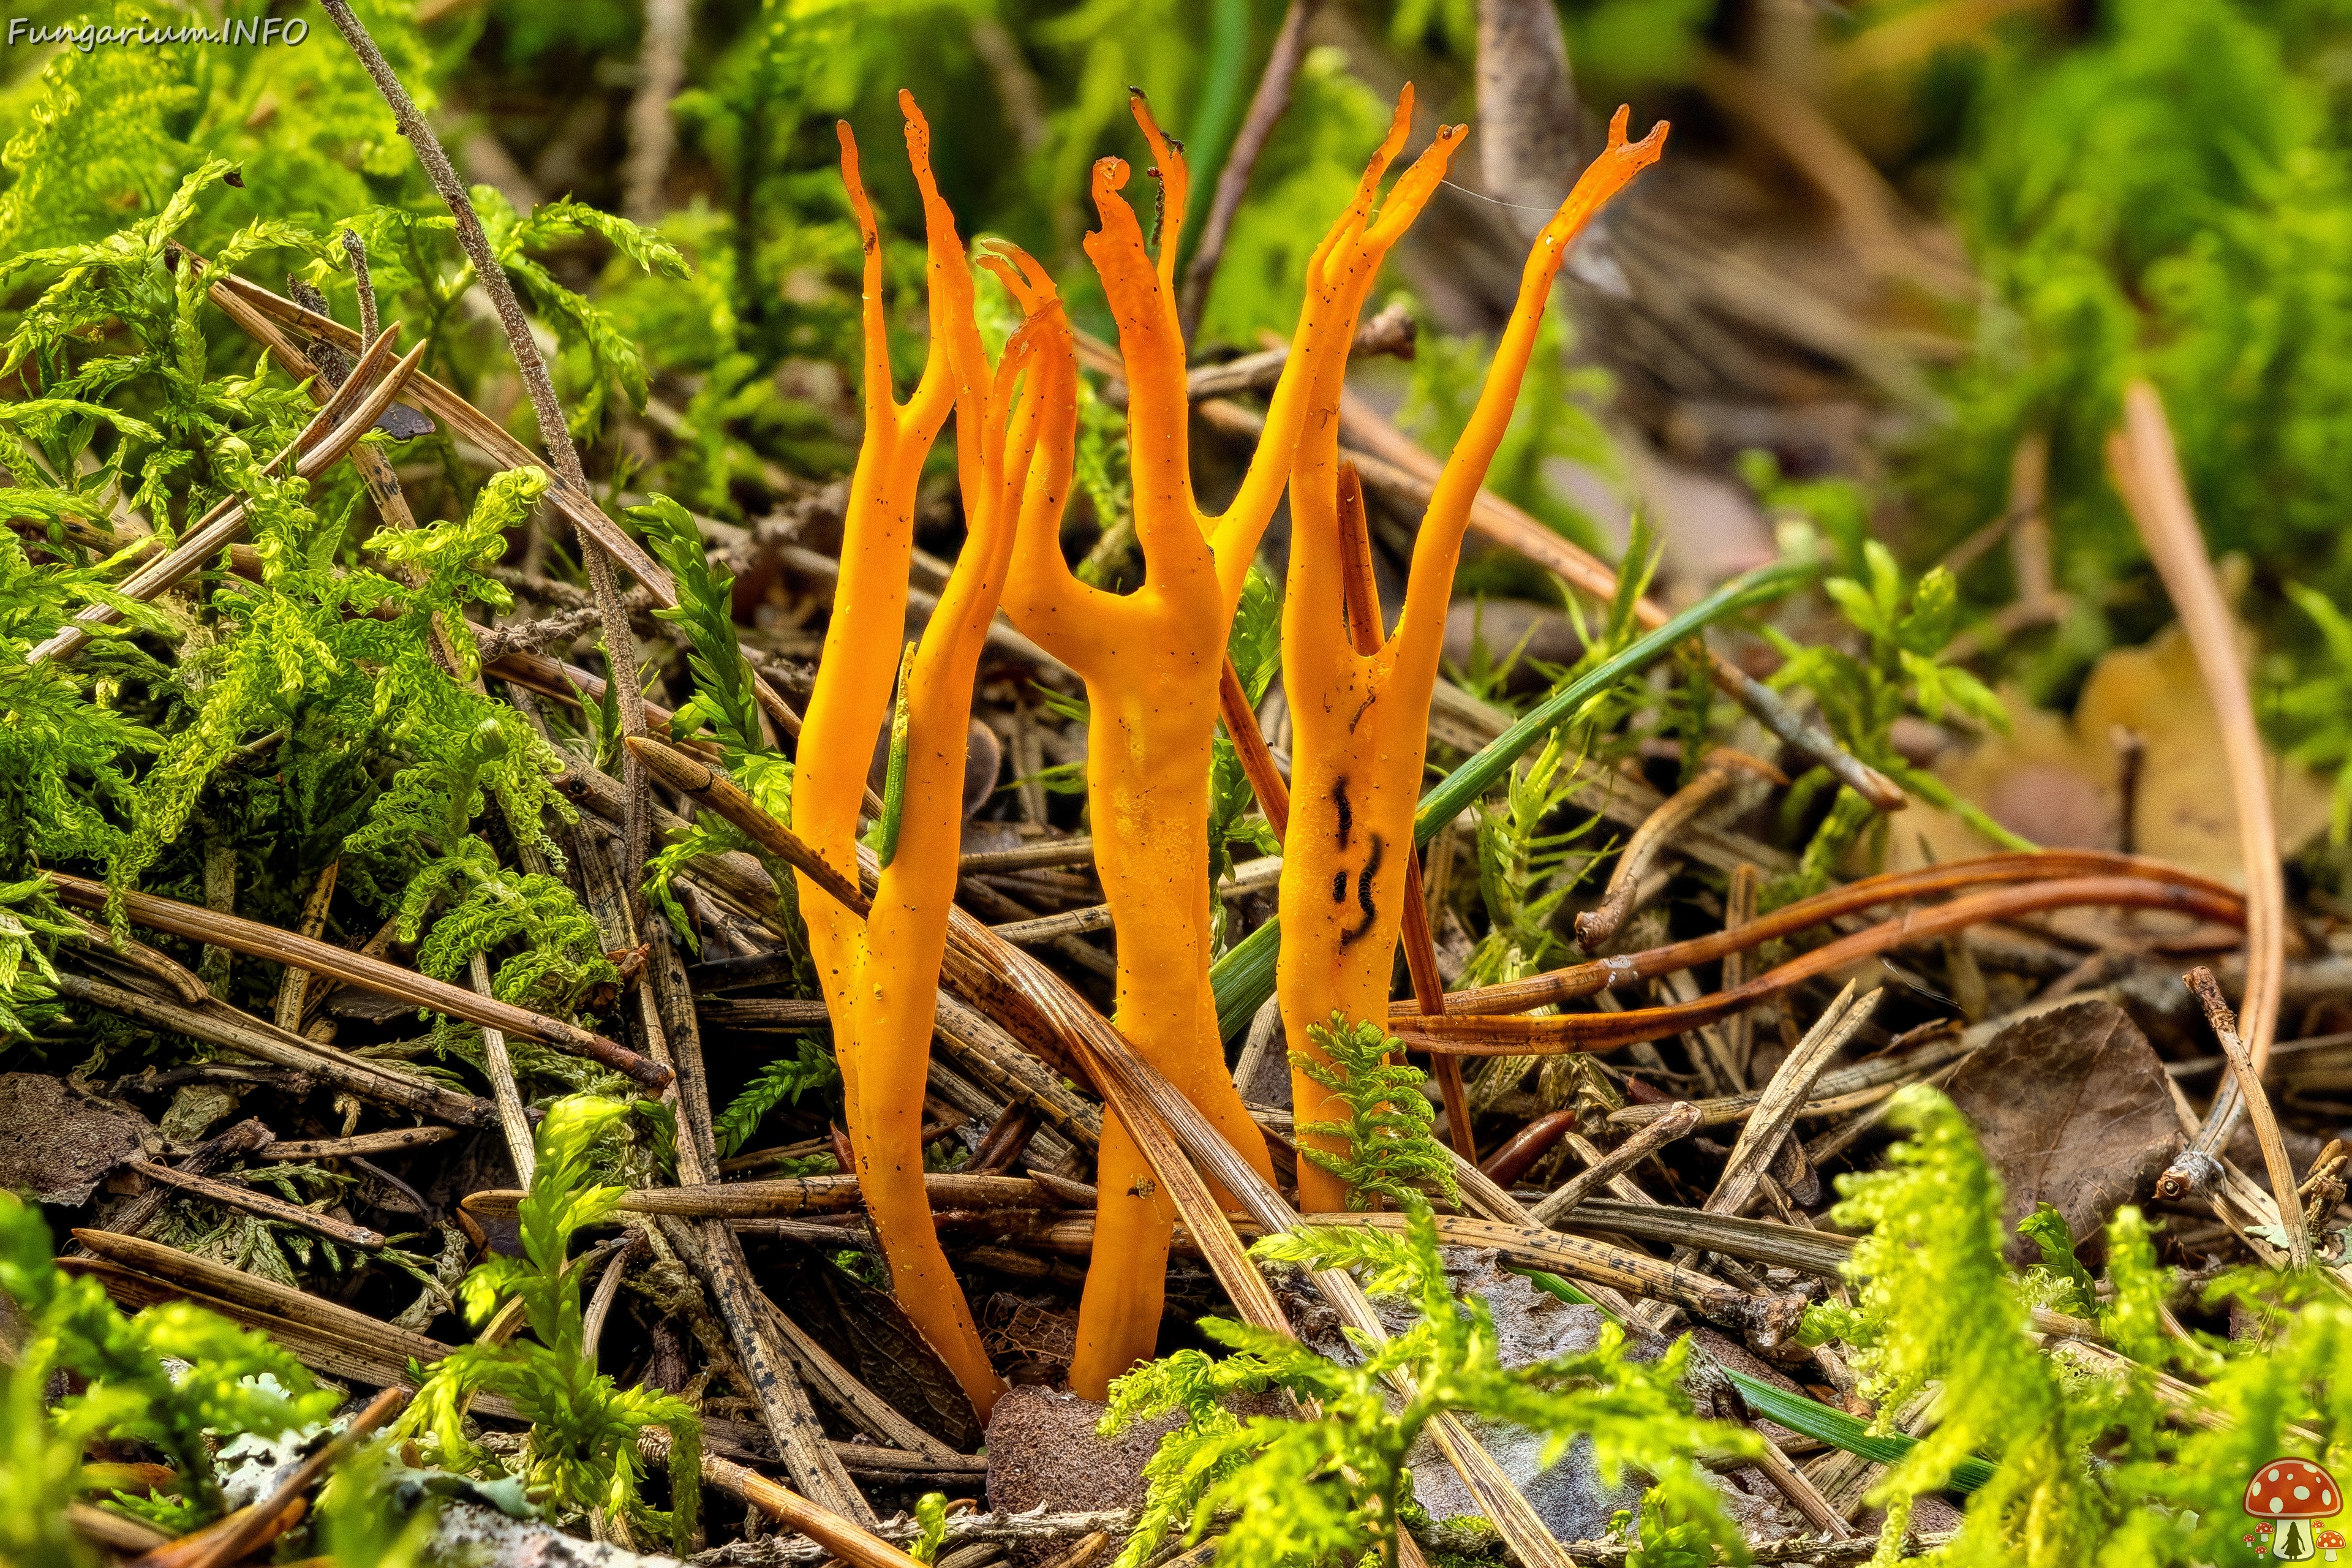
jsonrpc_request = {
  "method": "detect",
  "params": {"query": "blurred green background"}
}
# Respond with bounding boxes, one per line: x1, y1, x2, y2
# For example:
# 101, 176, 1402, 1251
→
6, 0, 2352, 831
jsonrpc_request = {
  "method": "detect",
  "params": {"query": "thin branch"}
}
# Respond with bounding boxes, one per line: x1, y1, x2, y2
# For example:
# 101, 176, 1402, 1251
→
1706, 984, 1879, 1219
28, 333, 420, 665
1182, 301, 1417, 401
2184, 966, 2309, 1268
45, 872, 670, 1089
1525, 1101, 1701, 1224
461, 1171, 1050, 1221
2111, 383, 2288, 1205
468, 951, 537, 1185
249, 1126, 458, 1160
318, 0, 657, 896
271, 862, 339, 1032
1392, 876, 2242, 1055
579, 1231, 643, 1365
340, 228, 380, 344
72, 1119, 270, 1255
1573, 762, 1736, 950
58, 971, 496, 1127
1177, 0, 1321, 342
1434, 849, 2240, 1017
209, 273, 669, 586
643, 1430, 927, 1568
120, 1159, 386, 1250
1314, 1211, 1809, 1343
179, 1387, 406, 1568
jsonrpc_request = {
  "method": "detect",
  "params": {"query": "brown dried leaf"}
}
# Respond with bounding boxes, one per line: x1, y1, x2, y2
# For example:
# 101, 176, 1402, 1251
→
0, 1074, 151, 1205
1942, 998, 2184, 1264
760, 1240, 984, 1452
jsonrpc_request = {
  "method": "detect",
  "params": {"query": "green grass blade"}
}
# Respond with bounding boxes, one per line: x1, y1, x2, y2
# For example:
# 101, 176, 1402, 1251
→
1408, 559, 1812, 845
1510, 1268, 1990, 1496
1719, 1366, 1992, 1494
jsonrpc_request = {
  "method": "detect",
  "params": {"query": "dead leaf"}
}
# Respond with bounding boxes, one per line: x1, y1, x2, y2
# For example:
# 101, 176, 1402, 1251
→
1887, 622, 2332, 948
0, 1074, 152, 1205
1942, 998, 2183, 1265
758, 1240, 983, 1452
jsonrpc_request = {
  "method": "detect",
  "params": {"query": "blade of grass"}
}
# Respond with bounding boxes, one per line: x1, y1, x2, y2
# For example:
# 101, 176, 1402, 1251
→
1213, 556, 1815, 1038
1511, 1269, 1991, 1493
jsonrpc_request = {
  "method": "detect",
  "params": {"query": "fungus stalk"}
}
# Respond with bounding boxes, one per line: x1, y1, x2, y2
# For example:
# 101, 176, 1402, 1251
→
793, 97, 1077, 1419
1277, 106, 1666, 1212
1001, 91, 1379, 1395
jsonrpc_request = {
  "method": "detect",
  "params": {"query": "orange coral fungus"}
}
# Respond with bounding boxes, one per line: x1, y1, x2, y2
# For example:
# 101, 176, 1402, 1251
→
793, 96, 1077, 1420
1277, 107, 1667, 1212
1000, 89, 1402, 1395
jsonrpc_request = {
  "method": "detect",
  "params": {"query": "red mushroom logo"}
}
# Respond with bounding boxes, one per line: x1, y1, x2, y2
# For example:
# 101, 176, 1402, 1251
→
2245, 1458, 2341, 1561
2318, 1528, 2345, 1562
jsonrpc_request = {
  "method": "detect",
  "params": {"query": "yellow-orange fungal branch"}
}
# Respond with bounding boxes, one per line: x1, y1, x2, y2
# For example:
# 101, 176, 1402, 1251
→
1277, 105, 1667, 1212
1000, 92, 1444, 1398
792, 98, 1077, 1420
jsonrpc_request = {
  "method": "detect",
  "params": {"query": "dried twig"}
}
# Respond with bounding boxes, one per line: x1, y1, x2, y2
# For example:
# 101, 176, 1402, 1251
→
58, 971, 495, 1127
119, 1159, 385, 1250
1176, 0, 1322, 341
652, 1214, 880, 1521
175, 1386, 406, 1568
1706, 984, 1879, 1219
1566, 1199, 1855, 1279
2112, 383, 2288, 1199
1182, 303, 1417, 401
27, 333, 421, 666
1720, 864, 1760, 1082
957, 839, 1099, 874
80, 1120, 270, 1253
467, 951, 535, 1185
587, 830, 875, 1523
644, 1428, 927, 1568
45, 873, 669, 1088
210, 274, 668, 590
1573, 762, 1737, 950
1525, 1101, 1700, 1224
1448, 850, 2233, 1016
462, 1172, 1049, 1220
1612, 1027, 1976, 1132
932, 993, 1103, 1153
1316, 1211, 1808, 1343
272, 862, 339, 1031
1395, 876, 2241, 1054
68, 1231, 945, 1476
322, 0, 658, 887
2184, 966, 2308, 1267
989, 904, 1117, 944
341, 229, 380, 344
253, 1126, 458, 1160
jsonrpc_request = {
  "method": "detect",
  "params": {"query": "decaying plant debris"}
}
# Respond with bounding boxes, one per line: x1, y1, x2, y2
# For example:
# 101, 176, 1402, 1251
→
8, 6, 2352, 1568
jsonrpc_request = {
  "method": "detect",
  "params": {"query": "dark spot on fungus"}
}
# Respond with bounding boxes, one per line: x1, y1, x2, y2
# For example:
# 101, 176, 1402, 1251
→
1340, 834, 1385, 946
